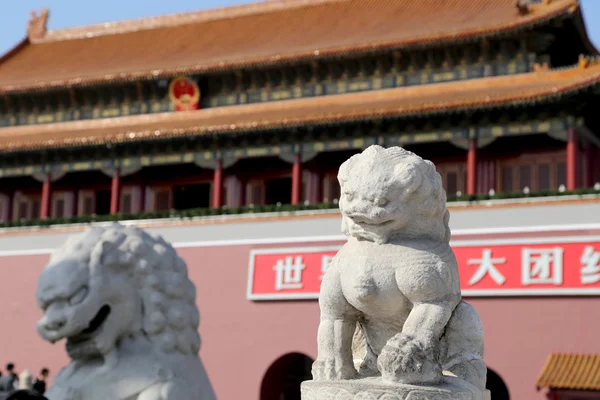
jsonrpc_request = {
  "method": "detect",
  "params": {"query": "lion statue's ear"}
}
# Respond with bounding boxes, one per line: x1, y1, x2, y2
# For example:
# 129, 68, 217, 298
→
338, 153, 362, 186
90, 240, 133, 271
90, 240, 112, 269
394, 162, 423, 196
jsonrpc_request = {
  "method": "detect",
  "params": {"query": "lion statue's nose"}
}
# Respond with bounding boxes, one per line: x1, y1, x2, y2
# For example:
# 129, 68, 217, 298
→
43, 317, 66, 332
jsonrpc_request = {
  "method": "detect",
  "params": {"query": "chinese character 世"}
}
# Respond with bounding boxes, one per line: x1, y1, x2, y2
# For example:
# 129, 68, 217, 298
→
273, 256, 306, 291
320, 255, 334, 280
522, 248, 563, 286
581, 246, 600, 285
467, 249, 507, 286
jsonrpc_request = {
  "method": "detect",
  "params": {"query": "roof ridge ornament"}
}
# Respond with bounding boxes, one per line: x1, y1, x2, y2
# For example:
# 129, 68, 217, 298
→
27, 8, 49, 42
578, 54, 600, 69
533, 62, 550, 72
515, 0, 553, 13
515, 0, 529, 15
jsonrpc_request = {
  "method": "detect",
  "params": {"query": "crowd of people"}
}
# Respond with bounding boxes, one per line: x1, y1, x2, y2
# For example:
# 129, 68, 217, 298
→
0, 364, 49, 400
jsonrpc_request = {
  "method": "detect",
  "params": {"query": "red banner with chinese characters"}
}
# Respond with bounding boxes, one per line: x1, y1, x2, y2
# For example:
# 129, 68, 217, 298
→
246, 239, 600, 300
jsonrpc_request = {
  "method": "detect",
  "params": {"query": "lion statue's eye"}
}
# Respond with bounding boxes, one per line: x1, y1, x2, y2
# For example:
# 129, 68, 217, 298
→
69, 287, 89, 306
343, 191, 354, 201
39, 301, 49, 312
377, 198, 389, 207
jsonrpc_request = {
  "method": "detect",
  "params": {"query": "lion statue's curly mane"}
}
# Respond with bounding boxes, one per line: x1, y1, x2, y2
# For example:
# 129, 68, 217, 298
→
338, 145, 450, 244
36, 223, 215, 400
52, 224, 200, 354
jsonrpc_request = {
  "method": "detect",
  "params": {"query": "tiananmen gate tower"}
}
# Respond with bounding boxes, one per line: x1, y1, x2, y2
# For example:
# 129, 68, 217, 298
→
0, 1, 599, 399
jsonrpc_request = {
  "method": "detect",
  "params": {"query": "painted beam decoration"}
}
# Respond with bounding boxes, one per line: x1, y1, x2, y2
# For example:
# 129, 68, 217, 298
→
0, 117, 580, 179
247, 236, 600, 300
169, 76, 201, 111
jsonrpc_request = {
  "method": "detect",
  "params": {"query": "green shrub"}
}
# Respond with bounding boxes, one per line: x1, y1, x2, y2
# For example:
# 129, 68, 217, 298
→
1, 188, 598, 229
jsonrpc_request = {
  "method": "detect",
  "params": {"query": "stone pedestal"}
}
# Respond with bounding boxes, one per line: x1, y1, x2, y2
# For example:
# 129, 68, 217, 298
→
301, 376, 490, 400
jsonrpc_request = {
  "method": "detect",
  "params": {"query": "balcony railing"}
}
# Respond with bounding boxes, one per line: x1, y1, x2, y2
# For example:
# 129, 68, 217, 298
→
1, 187, 599, 230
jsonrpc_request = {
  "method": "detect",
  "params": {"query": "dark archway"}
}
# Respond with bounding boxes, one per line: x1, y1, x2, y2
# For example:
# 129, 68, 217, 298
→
260, 352, 314, 400
487, 367, 510, 400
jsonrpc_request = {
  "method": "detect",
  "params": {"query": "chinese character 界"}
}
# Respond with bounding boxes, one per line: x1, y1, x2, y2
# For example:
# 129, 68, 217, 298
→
521, 247, 563, 286
320, 255, 334, 280
273, 256, 306, 291
467, 249, 507, 286
581, 246, 600, 285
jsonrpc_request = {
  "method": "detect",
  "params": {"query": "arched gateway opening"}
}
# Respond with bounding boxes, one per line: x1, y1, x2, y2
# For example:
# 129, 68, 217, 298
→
260, 353, 314, 400
487, 367, 510, 400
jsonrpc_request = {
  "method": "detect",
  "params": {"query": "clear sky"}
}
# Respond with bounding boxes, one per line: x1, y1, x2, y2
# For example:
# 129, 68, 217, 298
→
0, 0, 598, 57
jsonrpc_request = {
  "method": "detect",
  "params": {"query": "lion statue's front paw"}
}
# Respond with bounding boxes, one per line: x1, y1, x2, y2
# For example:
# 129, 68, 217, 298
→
377, 333, 442, 385
312, 358, 358, 381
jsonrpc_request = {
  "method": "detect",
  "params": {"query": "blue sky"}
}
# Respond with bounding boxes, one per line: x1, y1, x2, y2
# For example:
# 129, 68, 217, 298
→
0, 0, 598, 57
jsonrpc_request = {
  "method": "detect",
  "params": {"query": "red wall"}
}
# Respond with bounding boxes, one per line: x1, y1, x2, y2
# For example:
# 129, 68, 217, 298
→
0, 254, 70, 378
0, 242, 599, 399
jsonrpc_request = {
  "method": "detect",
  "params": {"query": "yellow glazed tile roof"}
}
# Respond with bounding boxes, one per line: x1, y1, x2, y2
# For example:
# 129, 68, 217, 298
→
536, 353, 600, 390
0, 61, 600, 152
0, 0, 582, 93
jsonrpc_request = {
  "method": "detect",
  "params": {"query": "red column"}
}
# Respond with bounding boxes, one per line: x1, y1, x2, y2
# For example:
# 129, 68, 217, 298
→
4, 191, 13, 221
566, 129, 578, 191
318, 172, 324, 203
40, 173, 52, 219
239, 178, 247, 207
212, 159, 223, 208
291, 153, 302, 205
72, 188, 79, 217
6, 191, 15, 221
110, 168, 121, 214
583, 143, 593, 188
466, 138, 478, 195
313, 171, 323, 203
595, 147, 600, 185
488, 160, 496, 192
139, 184, 146, 213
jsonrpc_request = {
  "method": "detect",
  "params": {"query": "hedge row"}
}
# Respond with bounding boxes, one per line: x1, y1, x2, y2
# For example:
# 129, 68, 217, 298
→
1, 187, 598, 229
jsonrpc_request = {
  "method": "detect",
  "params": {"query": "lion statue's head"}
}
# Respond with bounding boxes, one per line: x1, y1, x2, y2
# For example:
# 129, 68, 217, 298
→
338, 145, 450, 244
35, 223, 200, 361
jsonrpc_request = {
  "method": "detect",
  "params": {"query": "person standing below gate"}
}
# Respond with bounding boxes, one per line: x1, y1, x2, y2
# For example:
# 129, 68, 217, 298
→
31, 370, 48, 395
0, 363, 18, 397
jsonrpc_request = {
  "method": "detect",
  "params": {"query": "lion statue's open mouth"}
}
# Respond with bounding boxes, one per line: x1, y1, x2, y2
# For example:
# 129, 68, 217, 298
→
66, 305, 111, 354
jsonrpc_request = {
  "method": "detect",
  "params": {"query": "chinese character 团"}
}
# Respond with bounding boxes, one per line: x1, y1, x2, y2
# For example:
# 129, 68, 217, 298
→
467, 249, 507, 286
521, 248, 563, 286
580, 246, 600, 285
273, 256, 306, 291
320, 255, 334, 280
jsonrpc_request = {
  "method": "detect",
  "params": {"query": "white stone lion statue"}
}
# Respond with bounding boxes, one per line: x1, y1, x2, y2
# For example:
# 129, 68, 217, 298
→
311, 145, 487, 390
35, 223, 216, 400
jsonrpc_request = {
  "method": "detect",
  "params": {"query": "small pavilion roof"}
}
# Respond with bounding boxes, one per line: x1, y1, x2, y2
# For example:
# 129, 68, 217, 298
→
0, 0, 590, 94
536, 353, 600, 391
0, 60, 599, 152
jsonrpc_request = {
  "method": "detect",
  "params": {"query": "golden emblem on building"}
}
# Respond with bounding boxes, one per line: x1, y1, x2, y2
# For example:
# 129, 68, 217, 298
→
169, 76, 201, 111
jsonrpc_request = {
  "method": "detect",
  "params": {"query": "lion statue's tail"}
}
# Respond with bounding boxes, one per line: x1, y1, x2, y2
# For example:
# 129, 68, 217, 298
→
440, 301, 487, 390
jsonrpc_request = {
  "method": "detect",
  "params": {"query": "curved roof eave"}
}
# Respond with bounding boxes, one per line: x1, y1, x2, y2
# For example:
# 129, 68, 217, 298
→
0, 0, 583, 95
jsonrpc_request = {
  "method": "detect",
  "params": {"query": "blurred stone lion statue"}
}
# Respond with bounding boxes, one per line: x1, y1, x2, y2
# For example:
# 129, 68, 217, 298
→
35, 223, 216, 400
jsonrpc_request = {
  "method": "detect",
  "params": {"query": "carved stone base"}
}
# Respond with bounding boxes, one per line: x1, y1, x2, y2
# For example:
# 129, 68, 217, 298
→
301, 376, 490, 400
